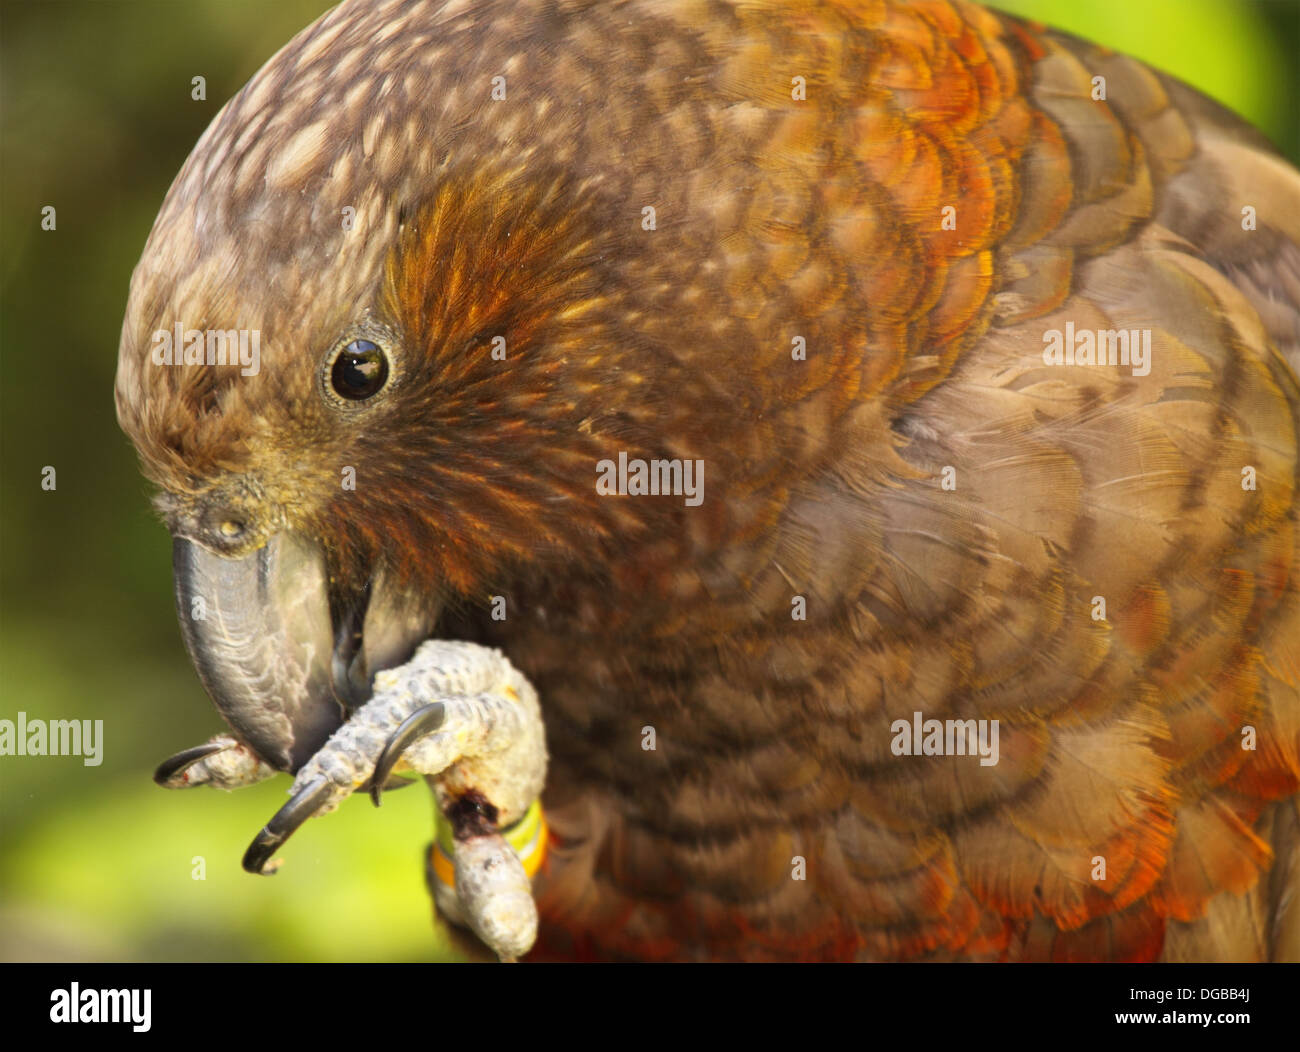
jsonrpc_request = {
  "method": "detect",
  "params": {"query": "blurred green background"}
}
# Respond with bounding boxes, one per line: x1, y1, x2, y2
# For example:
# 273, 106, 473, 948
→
1, 0, 1298, 962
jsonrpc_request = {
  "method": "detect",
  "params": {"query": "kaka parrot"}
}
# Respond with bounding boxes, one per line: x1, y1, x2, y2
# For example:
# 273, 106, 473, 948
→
115, 0, 1300, 962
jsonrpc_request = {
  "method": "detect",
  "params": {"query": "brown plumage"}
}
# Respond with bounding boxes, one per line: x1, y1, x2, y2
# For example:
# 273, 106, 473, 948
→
116, 0, 1300, 961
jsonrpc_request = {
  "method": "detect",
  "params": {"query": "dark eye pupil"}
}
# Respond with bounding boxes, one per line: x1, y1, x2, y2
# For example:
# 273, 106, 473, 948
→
331, 339, 388, 399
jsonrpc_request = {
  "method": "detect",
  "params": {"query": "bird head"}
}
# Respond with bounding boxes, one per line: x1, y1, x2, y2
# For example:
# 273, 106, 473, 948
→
114, 1, 683, 772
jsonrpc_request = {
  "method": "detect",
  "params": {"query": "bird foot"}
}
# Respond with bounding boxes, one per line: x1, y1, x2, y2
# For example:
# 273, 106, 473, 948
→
153, 735, 278, 789
426, 795, 549, 962
157, 640, 548, 961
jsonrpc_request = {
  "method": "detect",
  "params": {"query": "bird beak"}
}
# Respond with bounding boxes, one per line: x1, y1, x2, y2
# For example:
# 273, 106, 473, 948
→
171, 532, 437, 773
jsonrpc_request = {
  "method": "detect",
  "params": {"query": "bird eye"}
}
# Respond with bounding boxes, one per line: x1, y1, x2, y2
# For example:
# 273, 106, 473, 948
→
330, 339, 389, 400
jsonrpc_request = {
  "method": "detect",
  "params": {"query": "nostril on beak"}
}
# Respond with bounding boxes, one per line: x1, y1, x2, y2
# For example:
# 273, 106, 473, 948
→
192, 505, 256, 554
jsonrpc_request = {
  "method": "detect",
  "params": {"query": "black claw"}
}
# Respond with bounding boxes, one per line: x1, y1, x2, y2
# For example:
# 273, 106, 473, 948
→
370, 702, 446, 807
361, 772, 419, 795
242, 777, 335, 875
153, 742, 230, 786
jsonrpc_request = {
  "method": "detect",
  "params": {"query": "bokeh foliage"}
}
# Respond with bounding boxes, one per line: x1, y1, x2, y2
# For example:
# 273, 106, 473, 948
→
1, 0, 1297, 961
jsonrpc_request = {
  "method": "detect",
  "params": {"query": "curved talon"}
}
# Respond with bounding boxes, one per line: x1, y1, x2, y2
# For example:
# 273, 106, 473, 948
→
242, 777, 335, 875
154, 742, 230, 786
369, 702, 446, 807
361, 772, 419, 795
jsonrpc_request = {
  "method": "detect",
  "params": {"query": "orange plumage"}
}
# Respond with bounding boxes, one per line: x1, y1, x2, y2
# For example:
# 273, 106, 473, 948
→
117, 0, 1300, 960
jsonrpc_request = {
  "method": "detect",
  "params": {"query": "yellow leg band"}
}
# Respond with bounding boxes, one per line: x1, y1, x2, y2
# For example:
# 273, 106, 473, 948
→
432, 798, 547, 890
